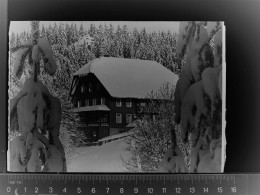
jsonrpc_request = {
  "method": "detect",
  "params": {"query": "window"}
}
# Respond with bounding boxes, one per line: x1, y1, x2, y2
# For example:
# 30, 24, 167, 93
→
101, 114, 108, 123
116, 99, 122, 107
93, 98, 97, 106
81, 84, 86, 93
116, 113, 122, 123
93, 130, 97, 138
81, 99, 85, 107
96, 83, 100, 91
140, 102, 146, 106
126, 114, 132, 124
74, 99, 78, 107
101, 97, 105, 105
126, 100, 132, 107
85, 99, 89, 106
77, 100, 84, 107
89, 83, 93, 92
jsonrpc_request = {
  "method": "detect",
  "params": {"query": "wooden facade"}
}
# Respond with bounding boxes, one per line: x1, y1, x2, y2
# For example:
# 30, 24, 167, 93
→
70, 73, 148, 141
69, 57, 178, 141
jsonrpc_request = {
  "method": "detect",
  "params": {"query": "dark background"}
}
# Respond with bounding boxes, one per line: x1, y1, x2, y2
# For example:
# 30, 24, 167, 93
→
1, 0, 260, 173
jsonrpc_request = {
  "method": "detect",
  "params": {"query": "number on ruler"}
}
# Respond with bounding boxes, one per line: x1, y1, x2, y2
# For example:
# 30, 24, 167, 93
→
147, 187, 153, 194
218, 187, 223, 193
77, 187, 82, 193
7, 187, 11, 193
190, 187, 195, 193
91, 187, 96, 193
176, 187, 181, 194
49, 187, 53, 193
162, 187, 166, 193
203, 187, 208, 193
231, 187, 237, 193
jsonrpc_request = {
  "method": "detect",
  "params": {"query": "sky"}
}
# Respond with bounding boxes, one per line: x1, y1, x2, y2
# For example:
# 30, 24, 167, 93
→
9, 21, 180, 35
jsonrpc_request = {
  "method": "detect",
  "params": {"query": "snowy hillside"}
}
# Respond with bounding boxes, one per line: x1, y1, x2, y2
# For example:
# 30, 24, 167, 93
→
66, 138, 131, 172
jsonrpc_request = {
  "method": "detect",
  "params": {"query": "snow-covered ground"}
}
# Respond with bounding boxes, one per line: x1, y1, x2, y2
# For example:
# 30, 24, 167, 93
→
66, 138, 131, 172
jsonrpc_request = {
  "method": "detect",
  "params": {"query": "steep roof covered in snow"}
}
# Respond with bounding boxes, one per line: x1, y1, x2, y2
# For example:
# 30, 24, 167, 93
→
73, 57, 179, 99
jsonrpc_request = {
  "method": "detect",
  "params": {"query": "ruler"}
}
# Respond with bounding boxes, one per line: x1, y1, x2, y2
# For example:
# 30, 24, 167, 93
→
0, 174, 254, 195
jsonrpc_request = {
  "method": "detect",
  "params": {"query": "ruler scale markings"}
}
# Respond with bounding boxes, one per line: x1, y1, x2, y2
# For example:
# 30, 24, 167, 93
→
0, 174, 252, 195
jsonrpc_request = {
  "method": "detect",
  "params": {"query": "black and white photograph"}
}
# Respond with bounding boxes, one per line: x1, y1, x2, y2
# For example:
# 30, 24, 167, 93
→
8, 21, 225, 173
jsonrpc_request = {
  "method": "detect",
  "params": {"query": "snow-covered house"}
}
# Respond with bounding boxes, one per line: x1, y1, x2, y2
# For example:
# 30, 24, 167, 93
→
69, 57, 178, 141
